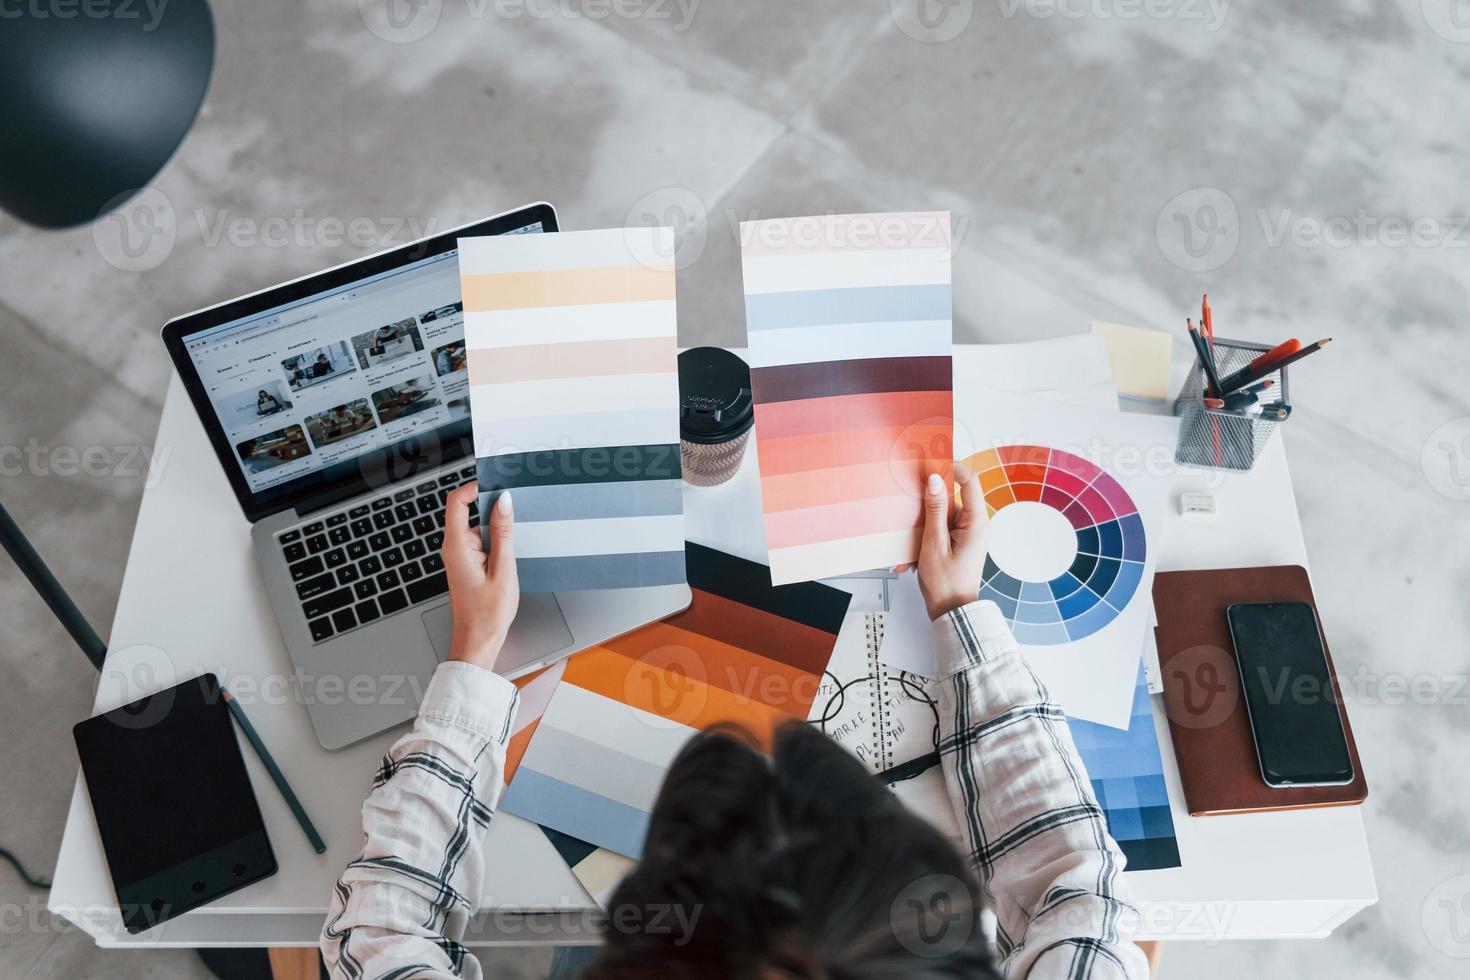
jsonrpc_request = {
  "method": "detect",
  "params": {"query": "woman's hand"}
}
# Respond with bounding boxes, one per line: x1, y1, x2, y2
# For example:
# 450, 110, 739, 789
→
914, 466, 990, 621
441, 483, 520, 671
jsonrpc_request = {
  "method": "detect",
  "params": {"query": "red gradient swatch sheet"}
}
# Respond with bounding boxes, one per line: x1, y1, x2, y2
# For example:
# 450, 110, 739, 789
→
740, 212, 954, 584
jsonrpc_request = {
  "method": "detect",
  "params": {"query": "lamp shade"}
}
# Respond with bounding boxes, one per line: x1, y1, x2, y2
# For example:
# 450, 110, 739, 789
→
0, 0, 215, 229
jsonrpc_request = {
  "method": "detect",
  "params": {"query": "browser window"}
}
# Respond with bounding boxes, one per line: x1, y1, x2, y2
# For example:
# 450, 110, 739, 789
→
185, 220, 543, 492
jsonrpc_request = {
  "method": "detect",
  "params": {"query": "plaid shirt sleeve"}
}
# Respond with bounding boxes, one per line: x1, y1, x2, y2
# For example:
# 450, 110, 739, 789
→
321, 661, 519, 980
932, 600, 1149, 980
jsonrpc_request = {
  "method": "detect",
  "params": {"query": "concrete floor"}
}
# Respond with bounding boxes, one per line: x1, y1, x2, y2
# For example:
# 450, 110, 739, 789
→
3, 2, 1469, 977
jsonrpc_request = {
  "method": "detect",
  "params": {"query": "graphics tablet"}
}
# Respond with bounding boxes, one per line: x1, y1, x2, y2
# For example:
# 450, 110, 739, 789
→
73, 673, 277, 934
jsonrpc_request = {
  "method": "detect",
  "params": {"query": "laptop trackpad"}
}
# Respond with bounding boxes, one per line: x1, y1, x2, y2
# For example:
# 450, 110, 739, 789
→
421, 593, 574, 669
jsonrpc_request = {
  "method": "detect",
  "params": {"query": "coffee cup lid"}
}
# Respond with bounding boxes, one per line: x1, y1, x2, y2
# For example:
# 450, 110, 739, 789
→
678, 347, 754, 444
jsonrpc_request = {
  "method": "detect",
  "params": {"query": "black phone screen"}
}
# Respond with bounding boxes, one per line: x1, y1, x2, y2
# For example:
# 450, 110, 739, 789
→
1227, 602, 1353, 787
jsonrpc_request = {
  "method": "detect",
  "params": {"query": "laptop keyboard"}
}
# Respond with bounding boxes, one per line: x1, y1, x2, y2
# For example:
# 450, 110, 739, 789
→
276, 464, 478, 644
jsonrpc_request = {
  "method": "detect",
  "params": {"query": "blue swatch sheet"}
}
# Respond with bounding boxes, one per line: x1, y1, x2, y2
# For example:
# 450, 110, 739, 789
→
1069, 665, 1182, 871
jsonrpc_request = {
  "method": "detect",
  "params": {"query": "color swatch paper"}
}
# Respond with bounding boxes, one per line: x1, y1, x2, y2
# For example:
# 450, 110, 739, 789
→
540, 827, 634, 908
954, 388, 1178, 728
459, 227, 685, 592
503, 661, 566, 786
1069, 665, 1181, 870
500, 543, 852, 858
740, 212, 954, 585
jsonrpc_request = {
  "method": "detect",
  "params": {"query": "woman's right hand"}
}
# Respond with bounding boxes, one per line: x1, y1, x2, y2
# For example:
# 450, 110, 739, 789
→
914, 467, 990, 621
442, 483, 520, 671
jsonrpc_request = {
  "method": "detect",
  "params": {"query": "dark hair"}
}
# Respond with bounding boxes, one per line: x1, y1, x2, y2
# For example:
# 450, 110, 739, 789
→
585, 722, 998, 979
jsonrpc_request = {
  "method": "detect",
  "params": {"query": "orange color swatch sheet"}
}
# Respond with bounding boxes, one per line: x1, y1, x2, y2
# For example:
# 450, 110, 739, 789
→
499, 544, 851, 858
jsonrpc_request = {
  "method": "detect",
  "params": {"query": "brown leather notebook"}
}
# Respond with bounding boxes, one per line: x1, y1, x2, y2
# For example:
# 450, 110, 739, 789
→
1152, 565, 1368, 816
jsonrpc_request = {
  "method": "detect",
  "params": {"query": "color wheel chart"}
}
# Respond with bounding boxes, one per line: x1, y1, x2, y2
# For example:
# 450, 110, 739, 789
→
962, 444, 1146, 646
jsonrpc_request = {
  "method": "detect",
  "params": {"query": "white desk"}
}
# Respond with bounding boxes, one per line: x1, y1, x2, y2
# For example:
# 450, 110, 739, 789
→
50, 347, 1376, 947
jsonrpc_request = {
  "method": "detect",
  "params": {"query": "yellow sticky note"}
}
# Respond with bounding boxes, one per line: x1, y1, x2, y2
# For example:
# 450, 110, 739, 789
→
1090, 321, 1173, 401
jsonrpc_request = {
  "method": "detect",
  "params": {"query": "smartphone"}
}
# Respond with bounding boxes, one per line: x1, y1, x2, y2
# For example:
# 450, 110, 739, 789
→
1226, 602, 1354, 788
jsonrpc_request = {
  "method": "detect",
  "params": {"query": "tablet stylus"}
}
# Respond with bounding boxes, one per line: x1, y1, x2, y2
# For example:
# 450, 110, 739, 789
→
223, 687, 327, 854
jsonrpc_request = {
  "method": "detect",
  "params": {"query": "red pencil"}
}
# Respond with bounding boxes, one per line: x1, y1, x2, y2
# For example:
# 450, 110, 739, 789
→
1219, 339, 1329, 395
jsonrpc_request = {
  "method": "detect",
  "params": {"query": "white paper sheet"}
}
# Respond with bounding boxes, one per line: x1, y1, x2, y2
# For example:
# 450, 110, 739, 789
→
950, 388, 1179, 729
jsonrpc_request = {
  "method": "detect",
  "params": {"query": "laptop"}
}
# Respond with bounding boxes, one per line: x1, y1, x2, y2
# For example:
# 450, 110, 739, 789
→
163, 203, 691, 750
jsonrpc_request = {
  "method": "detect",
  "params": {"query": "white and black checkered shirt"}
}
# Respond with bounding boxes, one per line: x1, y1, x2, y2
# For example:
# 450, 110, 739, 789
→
322, 601, 1147, 978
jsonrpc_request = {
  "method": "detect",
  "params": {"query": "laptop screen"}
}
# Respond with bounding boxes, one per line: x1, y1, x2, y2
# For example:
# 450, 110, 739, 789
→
182, 219, 545, 494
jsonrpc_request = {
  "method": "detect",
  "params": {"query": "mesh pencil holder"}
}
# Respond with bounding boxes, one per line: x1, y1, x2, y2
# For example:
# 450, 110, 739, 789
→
1173, 337, 1291, 471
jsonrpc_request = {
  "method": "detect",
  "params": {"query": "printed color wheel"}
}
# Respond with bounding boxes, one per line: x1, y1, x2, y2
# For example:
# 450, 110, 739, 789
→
961, 445, 1145, 645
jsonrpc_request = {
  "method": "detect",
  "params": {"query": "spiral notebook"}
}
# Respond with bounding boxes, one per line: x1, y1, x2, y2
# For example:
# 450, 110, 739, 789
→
812, 608, 942, 778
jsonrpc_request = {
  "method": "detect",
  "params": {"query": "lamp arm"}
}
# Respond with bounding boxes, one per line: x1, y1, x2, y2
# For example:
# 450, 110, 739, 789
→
0, 498, 106, 670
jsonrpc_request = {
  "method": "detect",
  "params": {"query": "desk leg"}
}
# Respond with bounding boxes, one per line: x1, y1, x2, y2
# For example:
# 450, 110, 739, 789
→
1137, 940, 1163, 976
267, 948, 323, 980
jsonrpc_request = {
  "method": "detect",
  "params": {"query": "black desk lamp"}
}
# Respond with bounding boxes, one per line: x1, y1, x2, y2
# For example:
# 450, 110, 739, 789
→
0, 0, 216, 663
0, 1, 214, 659
0, 0, 215, 228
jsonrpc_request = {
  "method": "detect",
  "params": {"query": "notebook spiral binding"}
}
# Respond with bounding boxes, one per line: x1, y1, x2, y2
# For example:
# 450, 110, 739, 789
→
866, 612, 892, 773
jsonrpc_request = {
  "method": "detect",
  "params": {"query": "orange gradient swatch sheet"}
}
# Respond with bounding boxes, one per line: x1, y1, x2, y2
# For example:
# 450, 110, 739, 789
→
740, 212, 954, 584
499, 543, 851, 858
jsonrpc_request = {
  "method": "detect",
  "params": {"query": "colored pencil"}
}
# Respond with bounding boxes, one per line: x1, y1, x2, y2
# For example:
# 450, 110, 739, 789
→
1186, 320, 1223, 396
1219, 338, 1331, 395
1215, 339, 1300, 394
1186, 321, 1225, 464
222, 687, 327, 854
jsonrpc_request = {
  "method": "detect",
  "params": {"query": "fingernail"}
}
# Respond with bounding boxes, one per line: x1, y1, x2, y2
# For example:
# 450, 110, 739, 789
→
927, 473, 944, 495
497, 490, 513, 515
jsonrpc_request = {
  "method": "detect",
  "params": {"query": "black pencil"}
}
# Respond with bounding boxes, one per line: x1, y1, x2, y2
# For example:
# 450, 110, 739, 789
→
1186, 320, 1223, 396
